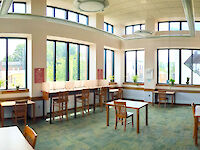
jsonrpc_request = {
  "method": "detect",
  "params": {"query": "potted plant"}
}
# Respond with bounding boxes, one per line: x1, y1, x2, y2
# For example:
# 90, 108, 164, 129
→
169, 78, 175, 86
132, 75, 139, 86
109, 75, 114, 82
16, 85, 20, 90
186, 77, 190, 85
0, 80, 4, 88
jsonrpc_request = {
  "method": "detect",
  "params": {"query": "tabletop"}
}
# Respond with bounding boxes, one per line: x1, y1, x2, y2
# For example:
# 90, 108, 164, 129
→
0, 126, 34, 150
106, 99, 148, 109
195, 106, 200, 117
0, 100, 35, 107
153, 91, 175, 94
109, 89, 119, 93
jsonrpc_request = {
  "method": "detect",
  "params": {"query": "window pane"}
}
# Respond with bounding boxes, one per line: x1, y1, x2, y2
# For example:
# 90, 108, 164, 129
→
181, 50, 192, 84
8, 39, 26, 89
141, 24, 145, 30
182, 22, 189, 30
13, 3, 26, 13
80, 45, 88, 80
192, 50, 200, 84
104, 23, 107, 31
8, 4, 12, 13
106, 50, 113, 80
79, 14, 88, 25
55, 8, 66, 19
126, 26, 132, 35
68, 11, 78, 22
47, 41, 54, 81
169, 50, 179, 84
159, 22, 169, 31
137, 51, 144, 82
170, 22, 180, 31
126, 51, 136, 82
108, 24, 113, 33
158, 50, 168, 83
195, 22, 200, 31
69, 43, 78, 80
134, 25, 140, 32
47, 7, 54, 17
56, 42, 66, 81
0, 39, 6, 89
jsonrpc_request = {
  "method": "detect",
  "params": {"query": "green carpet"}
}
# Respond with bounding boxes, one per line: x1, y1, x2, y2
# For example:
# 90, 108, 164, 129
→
3, 104, 200, 150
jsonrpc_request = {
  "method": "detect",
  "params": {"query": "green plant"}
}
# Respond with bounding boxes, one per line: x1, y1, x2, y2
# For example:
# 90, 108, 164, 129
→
132, 75, 138, 83
0, 80, 4, 88
186, 77, 190, 85
16, 85, 20, 90
109, 75, 114, 82
169, 78, 175, 86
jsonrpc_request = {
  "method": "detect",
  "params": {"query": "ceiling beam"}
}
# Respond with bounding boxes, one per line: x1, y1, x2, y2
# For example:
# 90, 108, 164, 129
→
181, 0, 195, 36
0, 0, 13, 15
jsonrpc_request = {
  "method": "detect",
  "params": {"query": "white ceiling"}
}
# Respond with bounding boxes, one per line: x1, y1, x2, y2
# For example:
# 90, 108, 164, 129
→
47, 0, 200, 26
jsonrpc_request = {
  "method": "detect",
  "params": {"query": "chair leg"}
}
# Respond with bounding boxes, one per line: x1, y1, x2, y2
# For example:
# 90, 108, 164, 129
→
82, 101, 84, 117
53, 102, 55, 120
121, 118, 123, 125
124, 118, 127, 132
66, 102, 68, 120
132, 115, 134, 127
100, 96, 103, 112
59, 103, 61, 121
62, 103, 64, 118
87, 99, 90, 115
115, 116, 117, 130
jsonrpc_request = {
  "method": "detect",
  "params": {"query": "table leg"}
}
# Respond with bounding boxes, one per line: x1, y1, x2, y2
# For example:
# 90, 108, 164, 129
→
50, 96, 52, 124
33, 103, 36, 122
152, 92, 154, 106
195, 117, 198, 145
112, 93, 114, 101
171, 95, 173, 105
74, 94, 77, 118
43, 100, 45, 119
1, 106, 4, 127
106, 105, 109, 126
146, 105, 148, 126
107, 88, 110, 102
137, 109, 140, 134
93, 90, 96, 113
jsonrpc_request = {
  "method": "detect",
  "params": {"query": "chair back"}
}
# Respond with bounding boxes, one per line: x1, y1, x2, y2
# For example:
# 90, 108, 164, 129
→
114, 101, 127, 119
14, 100, 28, 117
158, 90, 167, 101
58, 92, 68, 103
24, 125, 37, 148
100, 87, 107, 97
82, 89, 90, 100
118, 88, 123, 99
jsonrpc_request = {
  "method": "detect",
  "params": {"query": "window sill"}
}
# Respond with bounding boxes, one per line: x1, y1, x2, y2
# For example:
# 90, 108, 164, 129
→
109, 82, 117, 85
1, 89, 29, 94
156, 84, 200, 88
123, 82, 144, 86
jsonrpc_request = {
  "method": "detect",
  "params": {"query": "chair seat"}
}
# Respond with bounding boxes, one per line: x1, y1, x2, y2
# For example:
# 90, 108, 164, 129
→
127, 112, 133, 118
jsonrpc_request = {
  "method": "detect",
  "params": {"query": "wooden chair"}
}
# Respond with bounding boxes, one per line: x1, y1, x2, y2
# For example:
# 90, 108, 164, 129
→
192, 103, 200, 140
114, 101, 134, 131
99, 87, 108, 112
53, 92, 69, 121
114, 88, 123, 99
77, 89, 90, 117
23, 125, 37, 149
158, 90, 168, 107
12, 99, 28, 125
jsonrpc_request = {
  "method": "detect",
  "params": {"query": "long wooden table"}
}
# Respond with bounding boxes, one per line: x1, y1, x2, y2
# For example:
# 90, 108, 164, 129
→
152, 91, 176, 105
106, 100, 148, 134
0, 100, 35, 127
109, 89, 119, 101
0, 126, 34, 150
42, 86, 110, 124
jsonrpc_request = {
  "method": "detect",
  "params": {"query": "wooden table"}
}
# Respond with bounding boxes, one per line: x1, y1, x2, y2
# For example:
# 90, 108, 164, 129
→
42, 86, 111, 124
152, 91, 176, 106
109, 89, 119, 101
194, 105, 200, 145
0, 100, 35, 127
106, 100, 148, 134
0, 126, 34, 150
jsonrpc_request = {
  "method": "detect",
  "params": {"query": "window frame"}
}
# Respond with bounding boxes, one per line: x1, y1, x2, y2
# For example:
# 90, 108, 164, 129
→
104, 49, 114, 81
157, 48, 200, 85
104, 22, 114, 34
125, 24, 145, 35
8, 2, 27, 13
124, 50, 144, 83
0, 37, 27, 90
47, 6, 89, 25
158, 21, 191, 31
47, 39, 90, 81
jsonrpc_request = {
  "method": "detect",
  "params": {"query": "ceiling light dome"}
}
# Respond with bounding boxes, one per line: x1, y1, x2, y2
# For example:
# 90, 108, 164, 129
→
74, 0, 109, 12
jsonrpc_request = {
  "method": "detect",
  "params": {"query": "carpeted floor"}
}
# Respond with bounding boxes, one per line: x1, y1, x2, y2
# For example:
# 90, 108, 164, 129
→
2, 104, 200, 150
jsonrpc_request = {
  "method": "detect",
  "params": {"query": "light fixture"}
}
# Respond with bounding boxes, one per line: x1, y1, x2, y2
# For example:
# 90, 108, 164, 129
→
74, 0, 109, 12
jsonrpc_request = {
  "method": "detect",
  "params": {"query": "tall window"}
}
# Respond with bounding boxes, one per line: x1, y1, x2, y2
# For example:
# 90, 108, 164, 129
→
104, 22, 114, 33
104, 49, 114, 81
46, 6, 89, 25
125, 50, 144, 82
158, 49, 200, 85
158, 21, 200, 31
0, 38, 27, 90
46, 40, 89, 81
125, 24, 145, 35
8, 2, 26, 13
